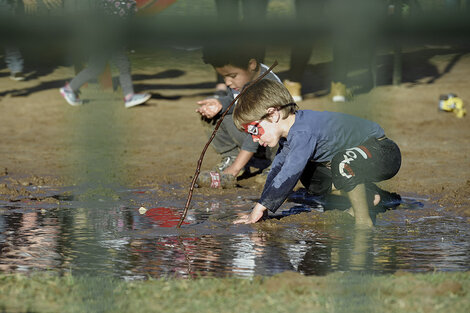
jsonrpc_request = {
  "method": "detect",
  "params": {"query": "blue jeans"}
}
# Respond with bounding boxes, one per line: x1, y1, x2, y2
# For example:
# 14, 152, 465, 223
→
1, 0, 24, 74
0, 0, 23, 74
4, 46, 24, 74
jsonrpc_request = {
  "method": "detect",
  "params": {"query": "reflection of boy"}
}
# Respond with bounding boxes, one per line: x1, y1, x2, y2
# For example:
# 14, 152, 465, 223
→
232, 79, 401, 227
196, 46, 281, 182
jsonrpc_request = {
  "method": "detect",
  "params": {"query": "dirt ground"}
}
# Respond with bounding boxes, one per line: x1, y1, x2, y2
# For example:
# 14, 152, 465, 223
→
0, 43, 469, 219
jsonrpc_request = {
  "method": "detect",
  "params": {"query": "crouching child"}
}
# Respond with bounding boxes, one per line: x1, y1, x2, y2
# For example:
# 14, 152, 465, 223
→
195, 45, 281, 188
232, 79, 401, 227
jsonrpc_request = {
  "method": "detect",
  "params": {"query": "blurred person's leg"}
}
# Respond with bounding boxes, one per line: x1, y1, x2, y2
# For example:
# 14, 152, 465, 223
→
329, 0, 383, 102
241, 0, 269, 62
0, 0, 25, 80
60, 52, 107, 106
213, 0, 240, 95
69, 53, 108, 92
285, 0, 326, 102
112, 49, 151, 108
289, 0, 326, 82
4, 46, 25, 80
111, 49, 134, 97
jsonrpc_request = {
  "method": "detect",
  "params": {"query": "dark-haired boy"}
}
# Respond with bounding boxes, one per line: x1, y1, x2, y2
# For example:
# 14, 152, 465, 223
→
232, 79, 401, 227
195, 46, 281, 187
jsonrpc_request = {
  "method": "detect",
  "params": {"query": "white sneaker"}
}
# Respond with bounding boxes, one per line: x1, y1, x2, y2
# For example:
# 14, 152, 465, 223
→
10, 72, 25, 81
332, 95, 346, 102
60, 83, 83, 106
124, 93, 151, 108
329, 81, 350, 102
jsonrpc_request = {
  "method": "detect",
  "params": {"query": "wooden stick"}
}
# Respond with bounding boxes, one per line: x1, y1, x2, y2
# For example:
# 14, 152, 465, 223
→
177, 60, 278, 228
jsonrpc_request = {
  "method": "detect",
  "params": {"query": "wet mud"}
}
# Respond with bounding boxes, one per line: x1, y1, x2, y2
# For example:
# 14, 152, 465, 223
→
0, 178, 468, 278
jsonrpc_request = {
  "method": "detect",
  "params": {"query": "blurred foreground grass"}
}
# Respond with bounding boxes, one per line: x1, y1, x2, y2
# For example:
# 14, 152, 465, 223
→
0, 271, 469, 313
158, 0, 294, 17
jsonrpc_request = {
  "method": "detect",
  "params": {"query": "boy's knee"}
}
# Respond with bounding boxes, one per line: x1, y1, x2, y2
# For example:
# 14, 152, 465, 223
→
331, 147, 369, 192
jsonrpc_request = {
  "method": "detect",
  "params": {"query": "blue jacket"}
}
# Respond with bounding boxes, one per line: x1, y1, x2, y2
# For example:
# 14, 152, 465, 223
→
259, 110, 385, 213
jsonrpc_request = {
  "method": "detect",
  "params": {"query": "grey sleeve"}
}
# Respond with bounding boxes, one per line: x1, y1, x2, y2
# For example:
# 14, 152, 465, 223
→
241, 133, 259, 153
219, 95, 236, 115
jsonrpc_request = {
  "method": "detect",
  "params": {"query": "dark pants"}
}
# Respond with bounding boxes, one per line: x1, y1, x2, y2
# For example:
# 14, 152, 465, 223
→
331, 137, 401, 192
301, 137, 401, 195
300, 162, 332, 196
288, 0, 327, 83
329, 0, 384, 87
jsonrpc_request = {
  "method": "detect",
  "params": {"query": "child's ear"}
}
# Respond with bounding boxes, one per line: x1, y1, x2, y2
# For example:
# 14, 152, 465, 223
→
266, 107, 280, 122
248, 59, 258, 72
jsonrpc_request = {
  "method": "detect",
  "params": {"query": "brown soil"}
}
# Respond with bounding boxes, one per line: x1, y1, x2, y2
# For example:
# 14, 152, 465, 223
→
1, 45, 469, 219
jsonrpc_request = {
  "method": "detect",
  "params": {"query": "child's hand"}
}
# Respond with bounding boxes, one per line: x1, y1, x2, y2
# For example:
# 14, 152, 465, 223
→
196, 99, 222, 119
233, 213, 251, 224
233, 204, 267, 224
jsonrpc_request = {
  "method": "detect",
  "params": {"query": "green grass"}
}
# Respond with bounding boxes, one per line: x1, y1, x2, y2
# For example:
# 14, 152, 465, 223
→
1, 271, 469, 313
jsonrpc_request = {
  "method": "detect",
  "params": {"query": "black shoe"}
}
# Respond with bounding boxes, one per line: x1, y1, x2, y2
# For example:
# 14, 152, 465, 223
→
366, 183, 402, 210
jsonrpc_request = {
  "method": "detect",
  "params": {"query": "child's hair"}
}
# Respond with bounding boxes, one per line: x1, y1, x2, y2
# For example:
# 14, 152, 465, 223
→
233, 79, 298, 130
202, 44, 260, 70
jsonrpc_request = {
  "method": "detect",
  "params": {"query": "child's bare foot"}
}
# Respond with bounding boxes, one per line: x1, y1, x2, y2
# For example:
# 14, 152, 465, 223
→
345, 193, 381, 217
373, 193, 381, 206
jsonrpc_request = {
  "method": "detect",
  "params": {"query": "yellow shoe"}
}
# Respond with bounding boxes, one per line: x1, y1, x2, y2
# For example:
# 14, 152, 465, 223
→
329, 81, 347, 102
283, 80, 303, 102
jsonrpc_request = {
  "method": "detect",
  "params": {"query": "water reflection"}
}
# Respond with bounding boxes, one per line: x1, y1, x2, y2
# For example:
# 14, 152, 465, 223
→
0, 210, 60, 272
0, 192, 469, 279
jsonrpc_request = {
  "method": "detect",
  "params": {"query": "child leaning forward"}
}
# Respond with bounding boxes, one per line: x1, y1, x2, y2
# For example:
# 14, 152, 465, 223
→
232, 79, 401, 227
195, 45, 281, 188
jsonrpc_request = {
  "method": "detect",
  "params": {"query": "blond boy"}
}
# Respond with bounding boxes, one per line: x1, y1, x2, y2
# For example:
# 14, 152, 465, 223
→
232, 80, 401, 227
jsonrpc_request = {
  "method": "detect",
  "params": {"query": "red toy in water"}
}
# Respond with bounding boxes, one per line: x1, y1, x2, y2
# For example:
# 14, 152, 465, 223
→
135, 0, 178, 15
145, 207, 189, 227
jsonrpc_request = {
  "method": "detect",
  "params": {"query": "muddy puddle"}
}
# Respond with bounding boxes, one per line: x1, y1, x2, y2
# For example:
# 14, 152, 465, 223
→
0, 181, 469, 279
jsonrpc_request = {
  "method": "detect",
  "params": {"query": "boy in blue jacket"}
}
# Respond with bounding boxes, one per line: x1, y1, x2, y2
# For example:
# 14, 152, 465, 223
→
232, 79, 401, 227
